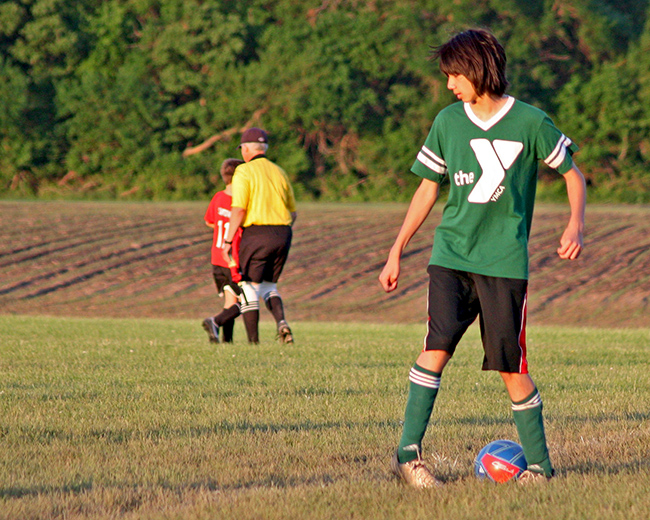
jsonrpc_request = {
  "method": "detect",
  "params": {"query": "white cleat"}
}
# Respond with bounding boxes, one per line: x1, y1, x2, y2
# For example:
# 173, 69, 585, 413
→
390, 450, 443, 489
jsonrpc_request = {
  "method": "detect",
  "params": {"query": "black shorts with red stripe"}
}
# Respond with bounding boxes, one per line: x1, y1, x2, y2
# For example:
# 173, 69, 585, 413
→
425, 265, 529, 373
212, 265, 242, 296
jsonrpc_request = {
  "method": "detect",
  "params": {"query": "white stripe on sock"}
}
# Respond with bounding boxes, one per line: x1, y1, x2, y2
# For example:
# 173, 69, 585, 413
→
511, 391, 542, 411
409, 367, 440, 390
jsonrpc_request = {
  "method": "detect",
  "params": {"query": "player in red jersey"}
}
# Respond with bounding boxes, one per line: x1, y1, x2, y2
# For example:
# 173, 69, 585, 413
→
202, 158, 244, 343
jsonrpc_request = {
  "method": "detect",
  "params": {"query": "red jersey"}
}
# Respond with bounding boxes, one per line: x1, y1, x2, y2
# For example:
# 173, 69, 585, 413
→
204, 190, 242, 268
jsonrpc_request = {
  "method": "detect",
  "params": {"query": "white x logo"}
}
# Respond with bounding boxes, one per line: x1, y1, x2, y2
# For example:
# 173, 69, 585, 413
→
467, 139, 523, 203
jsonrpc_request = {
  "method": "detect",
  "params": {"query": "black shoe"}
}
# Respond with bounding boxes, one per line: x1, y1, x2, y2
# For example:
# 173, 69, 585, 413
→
202, 317, 220, 343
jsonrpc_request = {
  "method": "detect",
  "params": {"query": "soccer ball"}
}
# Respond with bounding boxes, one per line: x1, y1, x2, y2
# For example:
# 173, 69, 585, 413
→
474, 439, 527, 483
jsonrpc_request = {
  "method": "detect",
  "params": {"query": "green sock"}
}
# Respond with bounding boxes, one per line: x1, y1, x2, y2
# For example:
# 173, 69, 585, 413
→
397, 364, 441, 463
512, 389, 554, 477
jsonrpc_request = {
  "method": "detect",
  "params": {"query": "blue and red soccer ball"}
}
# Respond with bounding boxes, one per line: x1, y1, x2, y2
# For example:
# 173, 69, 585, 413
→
474, 439, 527, 483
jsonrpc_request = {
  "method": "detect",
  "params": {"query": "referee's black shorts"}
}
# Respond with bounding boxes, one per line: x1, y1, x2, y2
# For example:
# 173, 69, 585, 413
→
424, 264, 529, 374
239, 225, 292, 284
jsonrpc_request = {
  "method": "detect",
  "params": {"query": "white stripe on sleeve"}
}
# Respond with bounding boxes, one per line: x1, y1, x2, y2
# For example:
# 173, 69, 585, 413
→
417, 145, 447, 175
544, 135, 572, 170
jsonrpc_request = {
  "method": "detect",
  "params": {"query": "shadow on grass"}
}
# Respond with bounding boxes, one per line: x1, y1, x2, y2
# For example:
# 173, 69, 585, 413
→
0, 478, 359, 507
211, 419, 398, 435
562, 458, 650, 477
10, 410, 649, 445
191, 473, 343, 493
0, 480, 93, 499
563, 411, 650, 423
8, 419, 401, 445
0, 475, 363, 501
446, 410, 650, 427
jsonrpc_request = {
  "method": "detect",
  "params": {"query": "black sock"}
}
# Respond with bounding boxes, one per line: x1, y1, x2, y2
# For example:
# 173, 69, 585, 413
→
213, 304, 241, 343
242, 310, 259, 344
214, 304, 241, 326
222, 319, 235, 343
265, 296, 285, 324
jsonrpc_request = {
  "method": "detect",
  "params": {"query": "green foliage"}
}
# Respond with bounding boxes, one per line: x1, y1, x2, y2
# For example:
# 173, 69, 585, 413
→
0, 59, 31, 186
555, 14, 650, 202
0, 0, 649, 201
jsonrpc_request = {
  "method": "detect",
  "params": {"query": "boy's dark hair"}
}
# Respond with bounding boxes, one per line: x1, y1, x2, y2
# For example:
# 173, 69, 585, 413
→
431, 29, 509, 97
220, 158, 244, 184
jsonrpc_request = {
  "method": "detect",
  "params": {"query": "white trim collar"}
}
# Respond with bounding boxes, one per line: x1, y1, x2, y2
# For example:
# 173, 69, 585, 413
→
464, 96, 515, 131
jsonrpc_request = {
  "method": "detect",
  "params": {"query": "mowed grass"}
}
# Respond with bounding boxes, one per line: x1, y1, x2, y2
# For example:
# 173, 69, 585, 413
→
1, 316, 649, 519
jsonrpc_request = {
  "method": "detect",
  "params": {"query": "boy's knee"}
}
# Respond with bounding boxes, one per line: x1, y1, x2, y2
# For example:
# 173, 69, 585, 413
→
417, 349, 452, 373
424, 329, 458, 352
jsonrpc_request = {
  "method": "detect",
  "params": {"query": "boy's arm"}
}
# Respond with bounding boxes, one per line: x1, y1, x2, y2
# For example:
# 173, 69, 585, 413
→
379, 178, 439, 293
557, 163, 586, 260
222, 207, 247, 265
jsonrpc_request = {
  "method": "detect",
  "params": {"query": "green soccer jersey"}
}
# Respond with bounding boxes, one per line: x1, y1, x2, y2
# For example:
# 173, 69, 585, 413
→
411, 96, 578, 280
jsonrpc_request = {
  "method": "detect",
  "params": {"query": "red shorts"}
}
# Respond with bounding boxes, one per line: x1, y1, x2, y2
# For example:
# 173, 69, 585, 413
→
425, 265, 529, 373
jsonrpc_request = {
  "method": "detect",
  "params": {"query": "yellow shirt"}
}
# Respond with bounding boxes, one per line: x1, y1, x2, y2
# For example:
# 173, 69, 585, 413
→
231, 156, 296, 227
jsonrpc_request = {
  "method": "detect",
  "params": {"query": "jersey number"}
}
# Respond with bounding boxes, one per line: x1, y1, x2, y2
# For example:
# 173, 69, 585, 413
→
215, 220, 230, 248
468, 139, 523, 203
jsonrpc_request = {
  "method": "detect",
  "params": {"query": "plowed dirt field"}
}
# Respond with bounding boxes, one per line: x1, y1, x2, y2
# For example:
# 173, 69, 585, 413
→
1, 201, 648, 328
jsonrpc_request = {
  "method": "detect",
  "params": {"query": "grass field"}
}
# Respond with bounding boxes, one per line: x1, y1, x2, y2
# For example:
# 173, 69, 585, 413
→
1, 316, 649, 519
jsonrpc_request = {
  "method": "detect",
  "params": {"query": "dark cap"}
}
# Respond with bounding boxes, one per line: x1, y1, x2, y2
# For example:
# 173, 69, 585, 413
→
237, 127, 268, 148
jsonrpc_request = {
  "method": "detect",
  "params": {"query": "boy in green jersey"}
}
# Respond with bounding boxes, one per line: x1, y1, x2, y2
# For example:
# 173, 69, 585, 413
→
379, 29, 586, 488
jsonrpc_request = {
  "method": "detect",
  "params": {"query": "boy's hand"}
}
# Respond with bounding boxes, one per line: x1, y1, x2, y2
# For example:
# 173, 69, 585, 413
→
558, 165, 586, 261
379, 257, 400, 292
221, 242, 233, 265
557, 225, 583, 260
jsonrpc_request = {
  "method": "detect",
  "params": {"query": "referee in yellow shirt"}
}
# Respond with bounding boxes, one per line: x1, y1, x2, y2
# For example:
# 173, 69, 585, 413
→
222, 127, 297, 344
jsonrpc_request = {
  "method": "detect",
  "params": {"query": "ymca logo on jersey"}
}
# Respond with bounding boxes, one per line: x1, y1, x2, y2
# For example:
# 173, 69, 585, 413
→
453, 139, 523, 203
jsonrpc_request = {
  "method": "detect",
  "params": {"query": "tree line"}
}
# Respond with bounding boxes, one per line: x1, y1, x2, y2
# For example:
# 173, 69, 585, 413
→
1, 0, 649, 202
